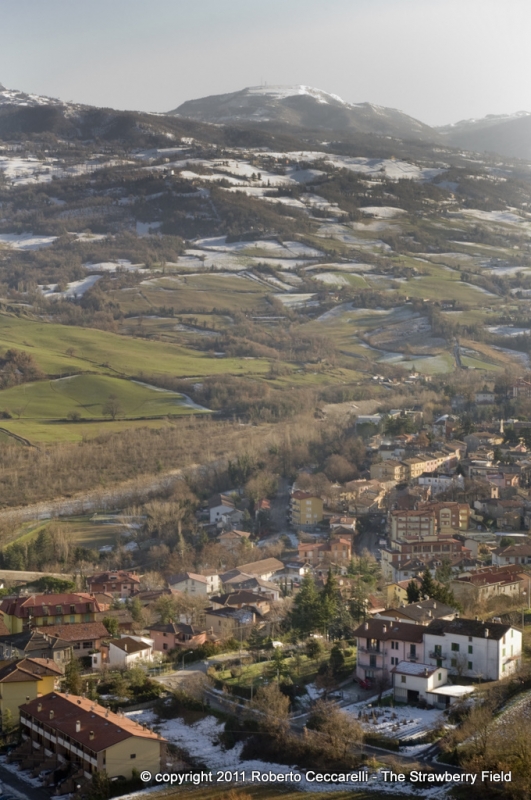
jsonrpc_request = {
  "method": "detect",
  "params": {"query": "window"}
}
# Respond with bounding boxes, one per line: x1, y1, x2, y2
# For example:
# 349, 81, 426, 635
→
56, 606, 62, 614
502, 663, 506, 672
468, 662, 473, 670
55, 616, 62, 624
468, 636, 472, 642
82, 641, 92, 649
502, 648, 506, 657
401, 675, 406, 683
438, 672, 442, 681
163, 643, 168, 651
369, 655, 377, 668
451, 643, 459, 652
451, 658, 457, 668
70, 605, 76, 614
130, 754, 136, 759
70, 615, 75, 624
468, 645, 473, 654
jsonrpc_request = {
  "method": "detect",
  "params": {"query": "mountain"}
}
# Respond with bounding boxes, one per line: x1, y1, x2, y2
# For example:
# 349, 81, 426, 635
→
437, 111, 531, 160
169, 85, 439, 142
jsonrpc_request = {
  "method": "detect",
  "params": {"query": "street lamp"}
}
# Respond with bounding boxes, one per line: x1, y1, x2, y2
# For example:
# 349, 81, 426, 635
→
181, 650, 193, 670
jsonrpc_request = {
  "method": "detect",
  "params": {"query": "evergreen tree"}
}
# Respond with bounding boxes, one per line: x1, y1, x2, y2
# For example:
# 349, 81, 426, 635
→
64, 657, 82, 695
420, 567, 436, 599
130, 596, 143, 624
290, 574, 321, 635
319, 568, 338, 635
329, 642, 345, 675
406, 580, 421, 603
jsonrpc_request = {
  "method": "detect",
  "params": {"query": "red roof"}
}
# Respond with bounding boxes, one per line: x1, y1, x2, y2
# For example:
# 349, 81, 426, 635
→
20, 692, 164, 752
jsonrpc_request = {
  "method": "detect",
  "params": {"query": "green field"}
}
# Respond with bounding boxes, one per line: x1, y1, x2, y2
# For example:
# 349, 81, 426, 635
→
0, 314, 273, 379
0, 374, 204, 421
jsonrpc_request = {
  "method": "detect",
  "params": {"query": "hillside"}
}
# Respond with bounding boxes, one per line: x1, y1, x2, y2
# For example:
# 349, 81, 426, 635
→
0, 81, 530, 448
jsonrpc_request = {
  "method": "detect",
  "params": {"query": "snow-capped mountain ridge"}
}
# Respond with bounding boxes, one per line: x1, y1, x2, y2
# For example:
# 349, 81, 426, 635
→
170, 85, 437, 142
0, 83, 64, 108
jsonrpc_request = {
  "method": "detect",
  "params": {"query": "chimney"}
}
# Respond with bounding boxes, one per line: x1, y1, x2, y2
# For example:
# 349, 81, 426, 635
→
124, 643, 127, 652
37, 703, 42, 712
364, 622, 369, 630
89, 731, 94, 741
485, 628, 489, 638
49, 710, 54, 720
75, 720, 81, 733
382, 624, 387, 634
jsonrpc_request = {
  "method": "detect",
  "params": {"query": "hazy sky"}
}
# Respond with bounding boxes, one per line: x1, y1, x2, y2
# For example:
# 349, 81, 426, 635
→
1, 0, 530, 126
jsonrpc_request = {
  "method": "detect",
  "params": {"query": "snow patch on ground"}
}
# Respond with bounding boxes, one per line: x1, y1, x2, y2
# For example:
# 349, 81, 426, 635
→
39, 275, 102, 299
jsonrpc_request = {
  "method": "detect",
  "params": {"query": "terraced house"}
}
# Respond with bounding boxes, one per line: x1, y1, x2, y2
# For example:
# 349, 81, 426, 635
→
0, 594, 104, 634
17, 692, 166, 782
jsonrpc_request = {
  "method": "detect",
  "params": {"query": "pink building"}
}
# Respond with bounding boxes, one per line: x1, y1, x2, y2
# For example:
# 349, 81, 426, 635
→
352, 619, 425, 684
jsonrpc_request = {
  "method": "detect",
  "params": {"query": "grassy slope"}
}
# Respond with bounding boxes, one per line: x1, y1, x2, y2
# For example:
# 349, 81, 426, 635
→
0, 314, 273, 378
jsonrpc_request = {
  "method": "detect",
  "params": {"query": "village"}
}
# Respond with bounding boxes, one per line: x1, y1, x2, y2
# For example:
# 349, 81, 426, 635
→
0, 375, 528, 796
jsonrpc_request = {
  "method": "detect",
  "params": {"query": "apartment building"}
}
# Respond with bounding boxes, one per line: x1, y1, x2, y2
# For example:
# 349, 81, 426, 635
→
424, 618, 521, 680
290, 491, 324, 526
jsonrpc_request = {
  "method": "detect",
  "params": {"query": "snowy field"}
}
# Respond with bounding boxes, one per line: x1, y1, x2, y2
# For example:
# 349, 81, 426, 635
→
84, 259, 147, 273
0, 232, 57, 250
39, 275, 101, 299
123, 709, 452, 797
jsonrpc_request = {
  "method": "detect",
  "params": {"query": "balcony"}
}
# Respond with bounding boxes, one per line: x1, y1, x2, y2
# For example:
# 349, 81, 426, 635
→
358, 646, 382, 654
357, 660, 384, 671
407, 653, 419, 661
429, 651, 447, 660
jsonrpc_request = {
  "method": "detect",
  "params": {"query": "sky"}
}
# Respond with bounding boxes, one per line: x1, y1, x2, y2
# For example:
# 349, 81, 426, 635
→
1, 0, 530, 126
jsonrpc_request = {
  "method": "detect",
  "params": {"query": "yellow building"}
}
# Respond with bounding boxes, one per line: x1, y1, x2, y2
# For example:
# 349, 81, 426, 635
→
0, 658, 63, 722
18, 692, 165, 781
290, 491, 323, 526
370, 460, 407, 482
0, 594, 102, 635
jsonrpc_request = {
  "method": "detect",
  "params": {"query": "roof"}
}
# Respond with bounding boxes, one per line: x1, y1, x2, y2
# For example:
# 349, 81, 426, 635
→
221, 558, 284, 581
428, 685, 475, 697
149, 622, 204, 636
108, 637, 151, 654
88, 571, 140, 585
208, 493, 235, 509
352, 619, 425, 643
20, 692, 164, 752
0, 657, 63, 683
218, 529, 251, 540
382, 599, 456, 624
210, 591, 269, 607
0, 629, 71, 652
167, 572, 208, 585
291, 489, 321, 500
391, 661, 439, 677
426, 617, 511, 641
36, 622, 109, 642
0, 593, 102, 619
494, 544, 531, 557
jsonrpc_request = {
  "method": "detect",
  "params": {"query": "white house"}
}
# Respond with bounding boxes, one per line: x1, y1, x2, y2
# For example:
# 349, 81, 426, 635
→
208, 493, 236, 525
492, 544, 531, 567
392, 661, 474, 709
424, 618, 521, 681
92, 636, 153, 670
418, 474, 464, 495
167, 571, 221, 596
